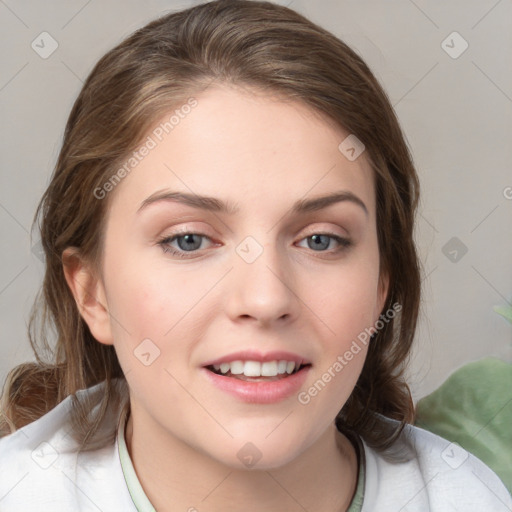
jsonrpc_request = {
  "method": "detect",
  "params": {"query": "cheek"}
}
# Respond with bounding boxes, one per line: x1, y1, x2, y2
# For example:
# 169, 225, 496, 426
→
105, 255, 213, 364
108, 277, 168, 340
318, 259, 382, 341
297, 263, 377, 423
105, 264, 196, 398
106, 250, 179, 331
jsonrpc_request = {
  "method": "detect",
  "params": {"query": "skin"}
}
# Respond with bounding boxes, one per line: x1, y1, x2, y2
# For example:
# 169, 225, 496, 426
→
64, 84, 388, 512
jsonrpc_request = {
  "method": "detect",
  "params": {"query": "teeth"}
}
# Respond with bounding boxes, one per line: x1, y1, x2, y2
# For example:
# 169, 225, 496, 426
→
244, 361, 261, 376
261, 361, 278, 377
212, 359, 301, 377
230, 360, 244, 374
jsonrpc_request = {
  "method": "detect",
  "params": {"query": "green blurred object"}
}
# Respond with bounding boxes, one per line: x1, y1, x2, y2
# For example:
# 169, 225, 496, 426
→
494, 304, 512, 324
415, 357, 512, 494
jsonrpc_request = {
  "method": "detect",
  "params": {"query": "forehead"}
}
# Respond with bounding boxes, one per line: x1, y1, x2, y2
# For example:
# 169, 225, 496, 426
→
106, 84, 375, 221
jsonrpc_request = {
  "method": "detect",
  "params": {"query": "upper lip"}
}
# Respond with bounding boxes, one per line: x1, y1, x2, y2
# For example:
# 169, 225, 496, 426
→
202, 350, 312, 367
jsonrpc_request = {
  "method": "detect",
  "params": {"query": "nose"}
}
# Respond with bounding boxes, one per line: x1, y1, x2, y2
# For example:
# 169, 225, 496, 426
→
224, 237, 300, 327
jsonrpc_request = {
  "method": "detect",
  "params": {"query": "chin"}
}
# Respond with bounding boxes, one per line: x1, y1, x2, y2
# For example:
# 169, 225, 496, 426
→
204, 436, 305, 471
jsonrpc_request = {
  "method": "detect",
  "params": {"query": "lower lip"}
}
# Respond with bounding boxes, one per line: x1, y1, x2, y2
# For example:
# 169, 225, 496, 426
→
201, 366, 311, 404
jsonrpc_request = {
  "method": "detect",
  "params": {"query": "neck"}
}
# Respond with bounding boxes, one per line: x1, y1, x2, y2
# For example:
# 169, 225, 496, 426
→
124, 407, 358, 512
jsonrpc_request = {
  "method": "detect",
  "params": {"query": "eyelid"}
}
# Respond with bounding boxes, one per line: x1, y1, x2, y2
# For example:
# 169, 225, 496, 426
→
156, 224, 217, 241
160, 221, 349, 238
300, 225, 349, 238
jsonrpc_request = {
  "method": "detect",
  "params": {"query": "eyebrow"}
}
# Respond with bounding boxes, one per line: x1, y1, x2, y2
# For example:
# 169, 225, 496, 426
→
137, 189, 368, 216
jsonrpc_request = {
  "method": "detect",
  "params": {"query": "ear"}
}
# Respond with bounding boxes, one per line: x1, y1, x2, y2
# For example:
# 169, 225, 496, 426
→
62, 247, 114, 346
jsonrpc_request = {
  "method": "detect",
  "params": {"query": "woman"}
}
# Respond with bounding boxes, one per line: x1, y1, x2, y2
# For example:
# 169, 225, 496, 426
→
1, 1, 510, 510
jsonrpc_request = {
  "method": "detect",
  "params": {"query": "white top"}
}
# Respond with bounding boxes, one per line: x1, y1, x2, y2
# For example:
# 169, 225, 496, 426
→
0, 380, 510, 512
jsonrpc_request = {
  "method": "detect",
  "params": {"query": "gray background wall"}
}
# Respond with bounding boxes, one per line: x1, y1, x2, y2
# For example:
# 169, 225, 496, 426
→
1, 0, 511, 401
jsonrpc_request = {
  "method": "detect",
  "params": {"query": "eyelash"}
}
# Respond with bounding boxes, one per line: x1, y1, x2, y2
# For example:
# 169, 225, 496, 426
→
156, 230, 352, 259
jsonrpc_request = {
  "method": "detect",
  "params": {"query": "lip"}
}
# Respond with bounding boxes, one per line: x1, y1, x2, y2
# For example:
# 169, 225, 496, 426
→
202, 350, 311, 367
201, 365, 311, 404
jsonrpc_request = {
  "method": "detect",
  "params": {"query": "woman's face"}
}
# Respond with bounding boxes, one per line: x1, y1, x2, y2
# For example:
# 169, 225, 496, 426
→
93, 84, 387, 468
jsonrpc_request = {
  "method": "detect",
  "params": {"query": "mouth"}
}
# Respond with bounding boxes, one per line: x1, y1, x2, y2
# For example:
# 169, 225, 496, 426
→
205, 360, 312, 382
201, 350, 312, 403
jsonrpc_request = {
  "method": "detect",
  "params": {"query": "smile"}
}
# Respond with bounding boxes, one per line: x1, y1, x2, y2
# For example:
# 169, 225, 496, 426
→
207, 360, 308, 380
202, 365, 311, 403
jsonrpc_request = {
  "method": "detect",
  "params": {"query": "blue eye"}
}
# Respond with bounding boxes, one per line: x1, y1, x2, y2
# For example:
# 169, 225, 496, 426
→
297, 234, 351, 252
157, 232, 351, 259
158, 233, 211, 258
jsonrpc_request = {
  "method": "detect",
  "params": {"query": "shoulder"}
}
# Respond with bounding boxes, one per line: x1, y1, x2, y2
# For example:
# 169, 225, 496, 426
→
0, 380, 134, 512
361, 417, 512, 512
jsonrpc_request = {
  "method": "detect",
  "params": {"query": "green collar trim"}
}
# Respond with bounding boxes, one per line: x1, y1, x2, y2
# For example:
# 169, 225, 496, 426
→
117, 406, 156, 512
117, 408, 365, 512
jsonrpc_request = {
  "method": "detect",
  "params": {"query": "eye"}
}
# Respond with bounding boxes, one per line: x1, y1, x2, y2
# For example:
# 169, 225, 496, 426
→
157, 232, 214, 259
157, 231, 352, 259
296, 233, 352, 253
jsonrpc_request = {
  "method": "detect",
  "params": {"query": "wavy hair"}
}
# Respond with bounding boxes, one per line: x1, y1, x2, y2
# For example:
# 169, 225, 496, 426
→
0, 0, 420, 451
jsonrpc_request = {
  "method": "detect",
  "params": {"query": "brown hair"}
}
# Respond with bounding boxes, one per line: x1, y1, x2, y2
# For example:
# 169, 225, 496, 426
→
0, 0, 420, 451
